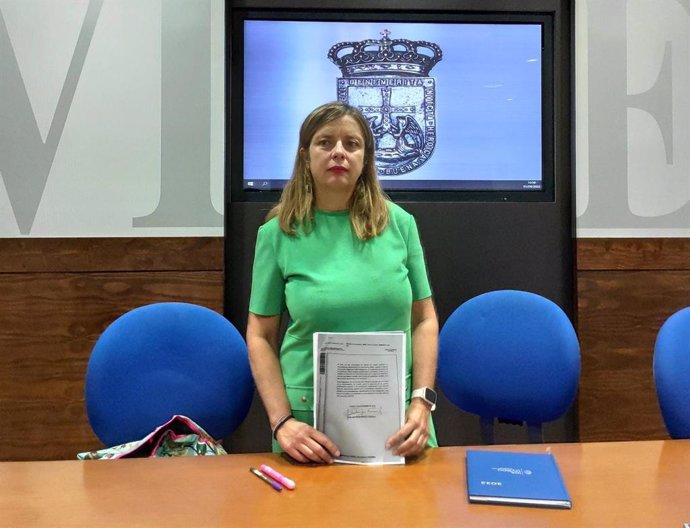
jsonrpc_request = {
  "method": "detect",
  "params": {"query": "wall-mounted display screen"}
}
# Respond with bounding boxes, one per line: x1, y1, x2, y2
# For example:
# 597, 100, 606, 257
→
229, 11, 554, 202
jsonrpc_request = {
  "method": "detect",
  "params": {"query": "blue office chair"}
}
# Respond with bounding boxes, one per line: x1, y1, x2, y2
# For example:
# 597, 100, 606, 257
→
653, 307, 690, 439
438, 290, 581, 444
85, 302, 254, 447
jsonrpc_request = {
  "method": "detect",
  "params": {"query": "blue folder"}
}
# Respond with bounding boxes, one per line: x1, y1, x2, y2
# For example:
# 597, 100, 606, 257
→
466, 449, 572, 509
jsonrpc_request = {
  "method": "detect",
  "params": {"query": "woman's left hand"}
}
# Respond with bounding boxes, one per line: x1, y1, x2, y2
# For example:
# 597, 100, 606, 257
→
385, 399, 431, 457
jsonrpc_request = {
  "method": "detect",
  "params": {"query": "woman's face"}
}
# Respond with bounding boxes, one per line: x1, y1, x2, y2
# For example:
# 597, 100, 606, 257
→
302, 115, 365, 207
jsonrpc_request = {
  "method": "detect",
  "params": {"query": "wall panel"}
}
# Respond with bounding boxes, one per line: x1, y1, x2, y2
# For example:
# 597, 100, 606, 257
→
1, 236, 687, 460
576, 238, 690, 441
0, 238, 223, 461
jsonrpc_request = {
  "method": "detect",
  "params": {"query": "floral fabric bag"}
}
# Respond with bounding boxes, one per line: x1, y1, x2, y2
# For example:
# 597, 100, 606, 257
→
77, 414, 227, 460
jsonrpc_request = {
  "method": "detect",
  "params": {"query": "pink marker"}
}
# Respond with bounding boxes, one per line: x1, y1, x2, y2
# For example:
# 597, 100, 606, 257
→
260, 464, 296, 490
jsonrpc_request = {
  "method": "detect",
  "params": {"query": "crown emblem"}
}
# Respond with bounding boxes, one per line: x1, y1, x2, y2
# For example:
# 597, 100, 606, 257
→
328, 30, 442, 77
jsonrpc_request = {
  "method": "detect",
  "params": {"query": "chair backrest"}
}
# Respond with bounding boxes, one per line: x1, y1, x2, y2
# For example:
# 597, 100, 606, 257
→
654, 307, 690, 439
438, 290, 581, 443
85, 302, 254, 447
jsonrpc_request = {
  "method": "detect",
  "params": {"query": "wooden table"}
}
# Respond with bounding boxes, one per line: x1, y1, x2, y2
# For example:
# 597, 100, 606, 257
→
2, 440, 689, 527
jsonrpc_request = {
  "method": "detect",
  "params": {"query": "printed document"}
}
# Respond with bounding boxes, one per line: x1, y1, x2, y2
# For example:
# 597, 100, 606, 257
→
313, 331, 406, 465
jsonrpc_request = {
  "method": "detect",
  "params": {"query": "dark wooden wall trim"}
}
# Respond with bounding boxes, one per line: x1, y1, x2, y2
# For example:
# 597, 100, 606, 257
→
578, 238, 690, 270
1, 236, 683, 459
0, 237, 224, 461
0, 237, 223, 273
576, 238, 690, 442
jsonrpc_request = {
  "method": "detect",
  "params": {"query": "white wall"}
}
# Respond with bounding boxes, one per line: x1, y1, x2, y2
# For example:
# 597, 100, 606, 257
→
0, 0, 224, 237
576, 0, 690, 237
2, 0, 690, 238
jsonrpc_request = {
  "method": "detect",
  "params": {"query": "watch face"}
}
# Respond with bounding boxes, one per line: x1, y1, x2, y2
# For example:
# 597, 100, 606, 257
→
424, 387, 437, 405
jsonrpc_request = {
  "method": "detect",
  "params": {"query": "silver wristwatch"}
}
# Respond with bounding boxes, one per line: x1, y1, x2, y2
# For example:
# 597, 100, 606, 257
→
411, 386, 437, 411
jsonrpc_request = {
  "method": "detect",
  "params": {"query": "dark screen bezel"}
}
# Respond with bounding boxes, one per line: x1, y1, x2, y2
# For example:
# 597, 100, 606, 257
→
228, 9, 555, 203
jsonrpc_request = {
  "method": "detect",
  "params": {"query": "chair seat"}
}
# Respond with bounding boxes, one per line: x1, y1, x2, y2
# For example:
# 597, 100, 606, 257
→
438, 290, 581, 444
85, 302, 254, 447
654, 307, 690, 439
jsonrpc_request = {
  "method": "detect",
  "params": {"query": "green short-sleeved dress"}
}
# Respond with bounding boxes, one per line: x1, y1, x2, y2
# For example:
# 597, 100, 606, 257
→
249, 201, 437, 449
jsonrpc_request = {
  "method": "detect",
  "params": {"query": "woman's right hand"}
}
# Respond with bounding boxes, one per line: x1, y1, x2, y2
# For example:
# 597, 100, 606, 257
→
276, 418, 340, 464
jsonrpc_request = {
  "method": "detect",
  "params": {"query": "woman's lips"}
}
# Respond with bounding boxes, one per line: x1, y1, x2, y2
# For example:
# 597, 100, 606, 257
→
328, 166, 347, 173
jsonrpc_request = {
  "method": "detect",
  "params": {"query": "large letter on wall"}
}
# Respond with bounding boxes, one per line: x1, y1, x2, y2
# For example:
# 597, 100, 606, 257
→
578, 0, 690, 232
0, 0, 102, 235
133, 0, 222, 228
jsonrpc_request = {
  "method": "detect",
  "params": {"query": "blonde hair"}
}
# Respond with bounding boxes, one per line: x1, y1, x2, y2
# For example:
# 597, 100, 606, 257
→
266, 101, 389, 240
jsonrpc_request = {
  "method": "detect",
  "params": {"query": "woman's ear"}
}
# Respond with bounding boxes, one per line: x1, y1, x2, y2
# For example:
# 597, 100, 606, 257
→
299, 147, 308, 164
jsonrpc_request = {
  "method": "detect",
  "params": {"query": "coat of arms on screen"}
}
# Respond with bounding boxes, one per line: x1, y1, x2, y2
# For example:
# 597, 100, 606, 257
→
328, 31, 442, 176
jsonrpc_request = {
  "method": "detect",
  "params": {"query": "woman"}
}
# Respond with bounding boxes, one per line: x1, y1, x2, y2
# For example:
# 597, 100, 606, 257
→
246, 101, 438, 464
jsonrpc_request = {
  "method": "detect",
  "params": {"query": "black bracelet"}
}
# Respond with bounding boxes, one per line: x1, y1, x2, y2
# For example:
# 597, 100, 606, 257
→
271, 413, 294, 440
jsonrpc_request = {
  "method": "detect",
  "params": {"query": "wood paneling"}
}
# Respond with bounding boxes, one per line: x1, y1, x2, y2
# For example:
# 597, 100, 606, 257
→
0, 237, 223, 273
576, 238, 690, 442
0, 238, 224, 461
577, 238, 690, 270
1, 236, 686, 459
